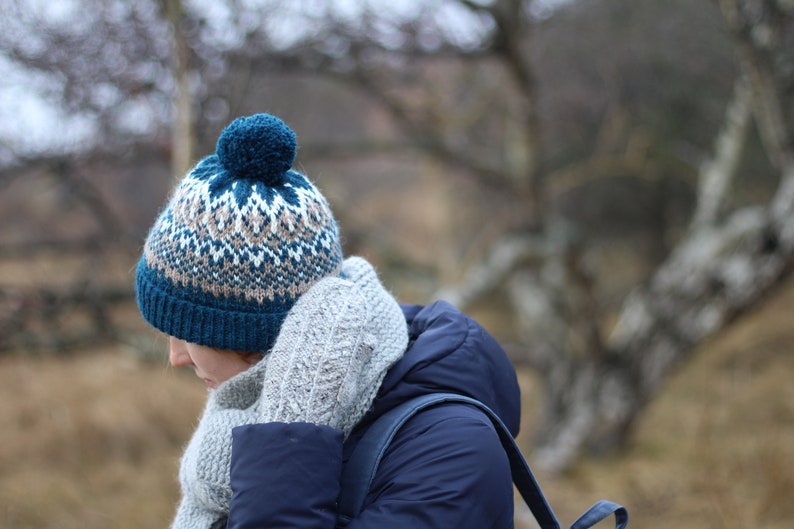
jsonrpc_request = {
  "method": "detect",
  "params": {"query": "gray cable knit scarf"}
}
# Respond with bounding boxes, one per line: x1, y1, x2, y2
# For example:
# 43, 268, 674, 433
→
171, 256, 409, 529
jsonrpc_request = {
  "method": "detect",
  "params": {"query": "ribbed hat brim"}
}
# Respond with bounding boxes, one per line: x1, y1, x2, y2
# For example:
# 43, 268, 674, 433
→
135, 261, 287, 353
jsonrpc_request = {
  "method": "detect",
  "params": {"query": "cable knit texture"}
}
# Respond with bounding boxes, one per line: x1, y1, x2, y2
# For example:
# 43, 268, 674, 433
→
336, 256, 410, 432
170, 256, 408, 529
259, 277, 375, 431
172, 358, 268, 529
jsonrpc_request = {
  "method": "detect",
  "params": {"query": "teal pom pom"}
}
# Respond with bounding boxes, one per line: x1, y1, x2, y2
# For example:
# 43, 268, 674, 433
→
215, 114, 297, 186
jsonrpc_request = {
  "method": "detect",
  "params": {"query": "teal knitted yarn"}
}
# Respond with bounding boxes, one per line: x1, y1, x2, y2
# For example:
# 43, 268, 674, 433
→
136, 114, 343, 353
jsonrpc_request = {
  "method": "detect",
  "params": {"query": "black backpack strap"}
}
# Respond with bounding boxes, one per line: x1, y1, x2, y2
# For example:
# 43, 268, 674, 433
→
337, 393, 562, 528
336, 393, 627, 529
571, 500, 629, 529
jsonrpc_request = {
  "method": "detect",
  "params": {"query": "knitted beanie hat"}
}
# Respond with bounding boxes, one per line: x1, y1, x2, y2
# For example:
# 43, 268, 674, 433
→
136, 113, 343, 353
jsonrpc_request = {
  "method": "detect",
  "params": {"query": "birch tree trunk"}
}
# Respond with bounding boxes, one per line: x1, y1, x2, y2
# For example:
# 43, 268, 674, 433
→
439, 0, 794, 472
530, 0, 794, 472
160, 0, 194, 179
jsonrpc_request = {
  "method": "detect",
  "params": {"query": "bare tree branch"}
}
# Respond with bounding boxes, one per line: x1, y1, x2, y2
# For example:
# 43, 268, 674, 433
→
434, 233, 553, 307
691, 77, 752, 229
159, 0, 195, 178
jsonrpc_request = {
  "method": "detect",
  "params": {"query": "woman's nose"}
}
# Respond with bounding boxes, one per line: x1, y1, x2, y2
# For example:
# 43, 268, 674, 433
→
168, 337, 193, 367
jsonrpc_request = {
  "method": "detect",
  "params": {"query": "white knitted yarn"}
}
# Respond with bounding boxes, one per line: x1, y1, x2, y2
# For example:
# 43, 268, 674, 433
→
259, 277, 375, 430
260, 257, 409, 435
172, 358, 268, 529
170, 256, 408, 529
335, 256, 409, 434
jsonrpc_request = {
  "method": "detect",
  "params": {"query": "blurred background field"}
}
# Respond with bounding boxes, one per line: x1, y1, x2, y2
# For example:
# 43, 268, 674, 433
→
2, 0, 794, 527
1, 276, 792, 529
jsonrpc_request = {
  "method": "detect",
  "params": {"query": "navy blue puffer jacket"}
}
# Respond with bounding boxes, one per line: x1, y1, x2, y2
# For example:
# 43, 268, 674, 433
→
225, 301, 522, 529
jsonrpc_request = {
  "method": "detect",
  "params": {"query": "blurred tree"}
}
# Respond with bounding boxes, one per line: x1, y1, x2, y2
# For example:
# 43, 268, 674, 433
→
160, 0, 196, 177
1, 0, 793, 471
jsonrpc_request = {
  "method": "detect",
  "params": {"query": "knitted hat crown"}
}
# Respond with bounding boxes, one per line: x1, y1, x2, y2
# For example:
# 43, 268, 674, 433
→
136, 113, 343, 352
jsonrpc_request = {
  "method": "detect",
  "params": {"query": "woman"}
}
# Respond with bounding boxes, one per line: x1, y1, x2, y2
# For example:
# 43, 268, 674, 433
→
135, 113, 521, 529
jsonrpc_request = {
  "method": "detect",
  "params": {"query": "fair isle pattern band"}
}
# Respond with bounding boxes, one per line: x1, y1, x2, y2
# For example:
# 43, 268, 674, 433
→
144, 156, 341, 304
136, 154, 343, 352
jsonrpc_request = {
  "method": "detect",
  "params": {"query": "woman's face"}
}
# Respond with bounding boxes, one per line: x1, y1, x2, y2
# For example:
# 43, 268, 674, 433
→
168, 337, 260, 388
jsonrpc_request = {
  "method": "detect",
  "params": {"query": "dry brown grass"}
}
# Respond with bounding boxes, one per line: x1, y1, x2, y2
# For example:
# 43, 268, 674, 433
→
2, 278, 794, 528
0, 340, 207, 529
521, 276, 794, 529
